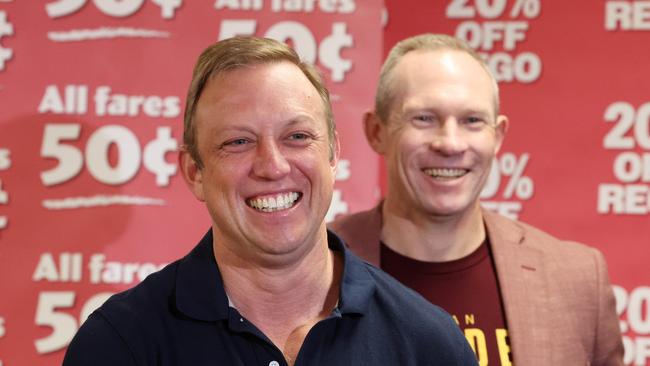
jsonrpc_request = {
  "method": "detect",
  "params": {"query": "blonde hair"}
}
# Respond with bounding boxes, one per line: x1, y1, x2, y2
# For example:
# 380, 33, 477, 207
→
183, 37, 335, 167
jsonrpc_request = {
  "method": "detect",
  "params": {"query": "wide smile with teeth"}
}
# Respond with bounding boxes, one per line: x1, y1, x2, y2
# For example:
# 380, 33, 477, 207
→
423, 168, 468, 180
246, 192, 301, 212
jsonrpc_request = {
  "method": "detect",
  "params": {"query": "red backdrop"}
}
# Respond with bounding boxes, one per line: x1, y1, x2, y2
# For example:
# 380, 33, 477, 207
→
383, 1, 650, 364
0, 1, 381, 364
0, 0, 648, 365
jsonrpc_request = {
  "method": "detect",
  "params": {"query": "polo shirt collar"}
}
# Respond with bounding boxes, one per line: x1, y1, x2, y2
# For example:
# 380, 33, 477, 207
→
175, 229, 376, 322
175, 230, 229, 321
329, 229, 376, 315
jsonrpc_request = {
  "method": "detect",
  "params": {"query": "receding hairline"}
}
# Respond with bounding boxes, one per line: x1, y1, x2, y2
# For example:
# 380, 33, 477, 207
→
395, 48, 497, 105
195, 61, 331, 127
375, 35, 501, 122
182, 37, 337, 167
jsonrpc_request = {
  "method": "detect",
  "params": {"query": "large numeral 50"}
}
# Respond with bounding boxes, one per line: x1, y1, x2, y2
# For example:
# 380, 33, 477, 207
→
34, 291, 113, 354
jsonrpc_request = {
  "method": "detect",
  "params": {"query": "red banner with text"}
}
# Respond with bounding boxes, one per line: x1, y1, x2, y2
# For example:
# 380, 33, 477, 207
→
0, 1, 381, 365
384, 0, 650, 365
1, 0, 649, 365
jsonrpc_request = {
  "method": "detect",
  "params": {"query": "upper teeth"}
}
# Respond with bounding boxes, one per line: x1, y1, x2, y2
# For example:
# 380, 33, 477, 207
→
247, 192, 300, 212
424, 168, 466, 178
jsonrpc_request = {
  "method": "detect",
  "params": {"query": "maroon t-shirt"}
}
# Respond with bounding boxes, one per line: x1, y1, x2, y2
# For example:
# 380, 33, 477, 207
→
381, 240, 513, 365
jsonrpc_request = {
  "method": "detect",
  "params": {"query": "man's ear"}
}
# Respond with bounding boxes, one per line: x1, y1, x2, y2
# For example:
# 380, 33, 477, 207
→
363, 111, 388, 155
179, 149, 205, 202
494, 115, 509, 154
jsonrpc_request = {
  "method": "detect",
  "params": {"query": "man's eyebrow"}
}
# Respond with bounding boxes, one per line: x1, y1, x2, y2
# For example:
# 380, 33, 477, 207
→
402, 106, 491, 114
214, 125, 254, 133
463, 108, 492, 116
400, 106, 436, 115
285, 114, 319, 126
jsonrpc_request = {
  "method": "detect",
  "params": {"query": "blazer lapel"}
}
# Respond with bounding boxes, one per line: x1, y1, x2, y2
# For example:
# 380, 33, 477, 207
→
483, 209, 551, 366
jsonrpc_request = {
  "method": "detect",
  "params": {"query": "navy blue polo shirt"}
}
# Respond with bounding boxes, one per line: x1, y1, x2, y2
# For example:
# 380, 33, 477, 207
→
63, 230, 477, 365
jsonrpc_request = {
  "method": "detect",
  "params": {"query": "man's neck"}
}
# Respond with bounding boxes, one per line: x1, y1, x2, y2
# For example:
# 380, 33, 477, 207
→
213, 230, 342, 365
381, 200, 486, 262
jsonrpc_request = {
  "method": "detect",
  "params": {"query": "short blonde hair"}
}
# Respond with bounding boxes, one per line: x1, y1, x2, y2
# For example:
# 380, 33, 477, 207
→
183, 37, 336, 168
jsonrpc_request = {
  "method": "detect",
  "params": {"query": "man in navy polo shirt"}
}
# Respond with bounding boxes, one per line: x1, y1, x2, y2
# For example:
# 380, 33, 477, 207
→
63, 37, 476, 366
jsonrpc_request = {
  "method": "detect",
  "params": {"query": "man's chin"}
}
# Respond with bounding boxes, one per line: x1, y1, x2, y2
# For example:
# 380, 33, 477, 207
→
421, 200, 477, 220
248, 228, 314, 253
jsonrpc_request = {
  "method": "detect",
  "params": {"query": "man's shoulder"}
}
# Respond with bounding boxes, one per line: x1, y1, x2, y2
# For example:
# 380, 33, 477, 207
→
93, 259, 181, 333
63, 260, 183, 366
485, 210, 608, 287
485, 209, 600, 257
484, 211, 623, 365
94, 232, 216, 327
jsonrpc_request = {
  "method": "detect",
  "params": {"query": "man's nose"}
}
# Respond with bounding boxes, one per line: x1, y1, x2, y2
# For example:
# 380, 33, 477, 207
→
429, 118, 468, 155
252, 139, 291, 180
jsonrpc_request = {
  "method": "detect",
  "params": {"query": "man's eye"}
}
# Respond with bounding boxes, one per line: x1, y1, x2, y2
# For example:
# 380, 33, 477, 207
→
414, 115, 434, 123
465, 117, 485, 125
224, 138, 249, 146
288, 133, 309, 140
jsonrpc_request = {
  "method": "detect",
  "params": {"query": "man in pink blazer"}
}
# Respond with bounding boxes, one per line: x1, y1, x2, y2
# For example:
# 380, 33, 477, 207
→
329, 33, 623, 365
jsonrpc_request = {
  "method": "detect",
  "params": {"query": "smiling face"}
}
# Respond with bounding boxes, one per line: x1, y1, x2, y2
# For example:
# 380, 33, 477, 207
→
180, 61, 338, 262
368, 49, 507, 222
